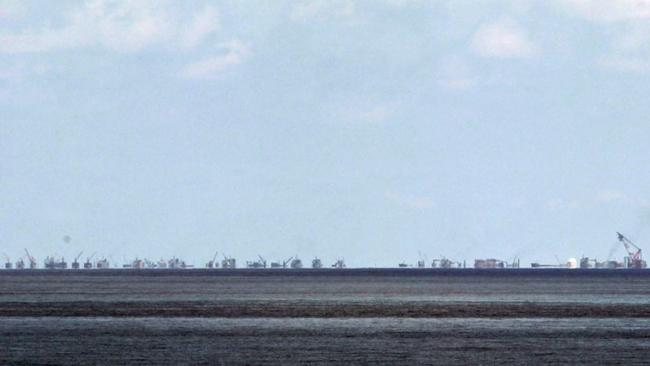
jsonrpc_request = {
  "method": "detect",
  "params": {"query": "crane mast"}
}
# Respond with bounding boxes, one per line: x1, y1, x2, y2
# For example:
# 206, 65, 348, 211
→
24, 249, 37, 269
617, 232, 646, 269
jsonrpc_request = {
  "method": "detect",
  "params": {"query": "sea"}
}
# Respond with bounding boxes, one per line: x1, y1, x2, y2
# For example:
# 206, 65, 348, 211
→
0, 269, 649, 365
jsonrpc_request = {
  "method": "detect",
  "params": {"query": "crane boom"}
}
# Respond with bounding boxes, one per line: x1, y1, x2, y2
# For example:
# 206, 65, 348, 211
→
617, 232, 642, 260
24, 249, 35, 262
284, 256, 293, 267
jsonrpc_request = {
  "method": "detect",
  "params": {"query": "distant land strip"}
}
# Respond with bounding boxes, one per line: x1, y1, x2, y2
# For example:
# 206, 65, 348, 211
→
1, 301, 649, 318
2, 268, 650, 277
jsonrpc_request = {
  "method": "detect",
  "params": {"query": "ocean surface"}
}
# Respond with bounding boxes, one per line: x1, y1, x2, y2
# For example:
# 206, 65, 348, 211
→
1, 269, 650, 364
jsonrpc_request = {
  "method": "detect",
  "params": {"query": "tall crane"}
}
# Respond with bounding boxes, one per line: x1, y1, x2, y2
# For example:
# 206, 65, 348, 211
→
85, 252, 96, 269
24, 249, 37, 269
72, 251, 84, 269
283, 256, 293, 269
206, 251, 219, 268
617, 232, 646, 269
2, 253, 11, 269
417, 251, 427, 268
221, 254, 236, 269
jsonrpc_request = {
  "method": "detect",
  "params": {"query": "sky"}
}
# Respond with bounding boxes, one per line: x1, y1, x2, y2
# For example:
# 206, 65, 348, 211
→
2, 0, 650, 267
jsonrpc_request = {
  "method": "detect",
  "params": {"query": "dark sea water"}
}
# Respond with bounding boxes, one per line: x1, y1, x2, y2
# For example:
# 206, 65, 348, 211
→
1, 269, 650, 364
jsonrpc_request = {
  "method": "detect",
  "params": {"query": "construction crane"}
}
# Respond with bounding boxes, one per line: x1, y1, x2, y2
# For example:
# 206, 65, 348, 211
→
271, 256, 293, 268
417, 251, 427, 268
332, 258, 345, 269
24, 249, 37, 269
72, 251, 84, 269
2, 253, 12, 269
84, 252, 96, 269
210, 251, 219, 268
617, 232, 647, 269
246, 255, 267, 268
221, 254, 236, 269
283, 256, 293, 268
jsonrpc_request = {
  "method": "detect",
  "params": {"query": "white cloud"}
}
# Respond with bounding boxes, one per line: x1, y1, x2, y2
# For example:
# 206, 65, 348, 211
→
594, 24, 650, 73
0, 0, 27, 20
0, 27, 83, 53
180, 5, 219, 49
180, 40, 250, 79
470, 18, 537, 58
557, 1, 650, 73
290, 0, 355, 22
560, 0, 650, 22
0, 0, 219, 54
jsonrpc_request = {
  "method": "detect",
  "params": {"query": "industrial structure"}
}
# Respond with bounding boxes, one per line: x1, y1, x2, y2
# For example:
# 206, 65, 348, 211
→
71, 252, 83, 269
96, 258, 109, 269
206, 252, 219, 269
84, 253, 96, 269
432, 258, 461, 269
1, 232, 648, 271
15, 258, 25, 269
271, 257, 292, 268
3, 254, 11, 269
617, 232, 647, 269
167, 257, 192, 269
246, 256, 267, 269
579, 257, 624, 269
44, 256, 67, 270
474, 258, 520, 269
290, 257, 303, 269
531, 257, 578, 269
24, 249, 37, 269
332, 258, 346, 269
417, 252, 427, 268
221, 255, 236, 269
122, 258, 145, 269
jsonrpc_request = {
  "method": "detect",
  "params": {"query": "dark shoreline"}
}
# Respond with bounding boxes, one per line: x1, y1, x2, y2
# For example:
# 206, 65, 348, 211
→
1, 301, 649, 318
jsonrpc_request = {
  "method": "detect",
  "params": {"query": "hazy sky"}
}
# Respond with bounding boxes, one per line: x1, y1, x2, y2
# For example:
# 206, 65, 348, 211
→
2, 0, 650, 267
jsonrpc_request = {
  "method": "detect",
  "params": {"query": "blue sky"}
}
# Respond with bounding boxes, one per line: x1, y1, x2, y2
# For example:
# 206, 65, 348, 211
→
2, 0, 650, 267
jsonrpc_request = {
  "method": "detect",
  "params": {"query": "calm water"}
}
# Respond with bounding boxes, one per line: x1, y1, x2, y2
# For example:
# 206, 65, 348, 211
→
1, 270, 649, 364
